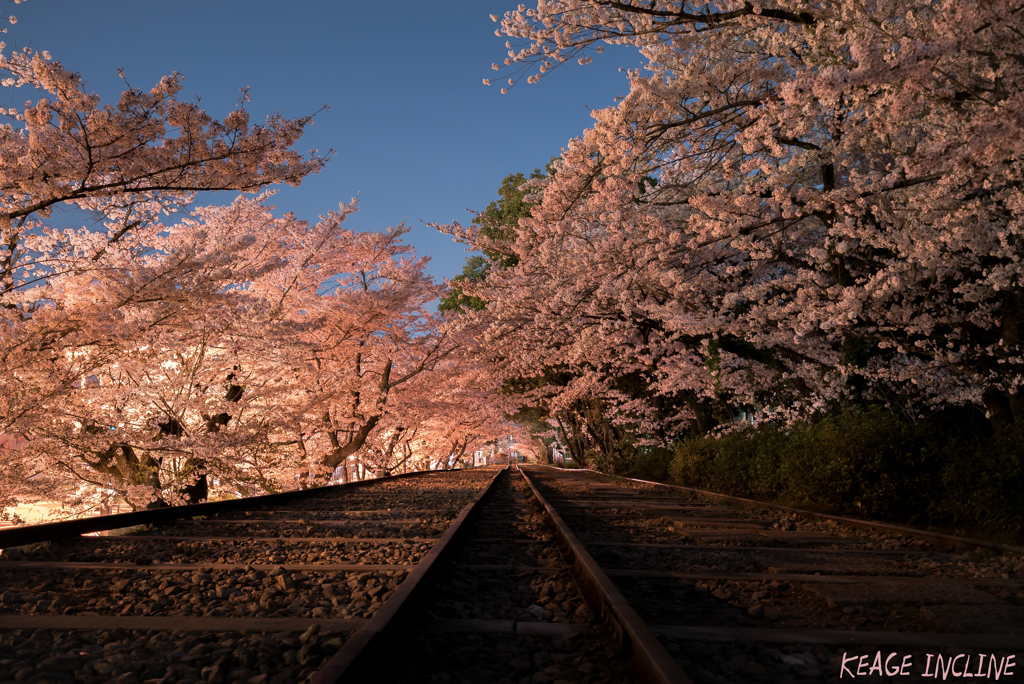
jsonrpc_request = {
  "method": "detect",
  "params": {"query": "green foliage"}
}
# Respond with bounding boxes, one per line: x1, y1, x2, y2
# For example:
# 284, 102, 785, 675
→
704, 338, 722, 400
439, 256, 490, 313
669, 407, 1024, 540
623, 446, 675, 482
637, 175, 658, 196
473, 170, 543, 268
439, 165, 551, 314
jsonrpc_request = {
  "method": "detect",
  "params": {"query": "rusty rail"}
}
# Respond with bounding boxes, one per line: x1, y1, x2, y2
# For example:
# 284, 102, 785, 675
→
518, 466, 692, 684
0, 469, 443, 549
311, 466, 507, 684
554, 466, 1024, 554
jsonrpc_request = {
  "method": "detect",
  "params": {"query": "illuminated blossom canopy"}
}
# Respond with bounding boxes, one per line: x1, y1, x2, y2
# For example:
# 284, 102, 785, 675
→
0, 8, 509, 514
449, 0, 1024, 468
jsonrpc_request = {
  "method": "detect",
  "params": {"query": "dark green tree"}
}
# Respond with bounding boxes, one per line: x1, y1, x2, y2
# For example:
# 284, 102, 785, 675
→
439, 167, 548, 314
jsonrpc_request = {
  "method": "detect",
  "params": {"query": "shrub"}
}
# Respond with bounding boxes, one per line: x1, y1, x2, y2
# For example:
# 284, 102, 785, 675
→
623, 446, 675, 481
668, 407, 1024, 540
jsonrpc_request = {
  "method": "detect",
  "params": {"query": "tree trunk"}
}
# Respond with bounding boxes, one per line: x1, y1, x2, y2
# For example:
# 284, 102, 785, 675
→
181, 472, 208, 504
683, 391, 718, 437
89, 442, 166, 510
321, 408, 383, 468
178, 381, 242, 505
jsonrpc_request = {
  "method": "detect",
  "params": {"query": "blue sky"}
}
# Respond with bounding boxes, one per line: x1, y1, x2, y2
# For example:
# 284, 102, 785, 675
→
12, 0, 640, 281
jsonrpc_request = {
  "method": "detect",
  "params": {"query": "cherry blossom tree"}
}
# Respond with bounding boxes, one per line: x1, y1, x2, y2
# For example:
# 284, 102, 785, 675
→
278, 224, 463, 484
0, 8, 328, 510
0, 6, 529, 515
453, 0, 1024, 469
8, 198, 323, 509
7, 193, 499, 510
358, 354, 522, 474
0, 13, 327, 425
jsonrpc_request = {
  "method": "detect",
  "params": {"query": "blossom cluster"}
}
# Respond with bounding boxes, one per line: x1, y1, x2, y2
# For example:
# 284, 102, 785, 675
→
451, 0, 1024, 467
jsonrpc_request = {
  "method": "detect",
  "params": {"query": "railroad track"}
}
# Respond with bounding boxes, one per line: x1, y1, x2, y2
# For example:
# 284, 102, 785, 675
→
1, 465, 1022, 683
0, 468, 501, 684
521, 466, 1024, 683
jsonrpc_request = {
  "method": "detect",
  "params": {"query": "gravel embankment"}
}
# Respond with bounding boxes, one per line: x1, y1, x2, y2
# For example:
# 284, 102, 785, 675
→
403, 470, 635, 684
0, 566, 406, 619
0, 626, 350, 684
0, 468, 500, 683
16, 537, 432, 566
524, 468, 1024, 682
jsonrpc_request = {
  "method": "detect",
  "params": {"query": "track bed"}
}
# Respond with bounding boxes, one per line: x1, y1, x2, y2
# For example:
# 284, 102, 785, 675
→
0, 469, 496, 684
521, 467, 1024, 684
3, 465, 1021, 684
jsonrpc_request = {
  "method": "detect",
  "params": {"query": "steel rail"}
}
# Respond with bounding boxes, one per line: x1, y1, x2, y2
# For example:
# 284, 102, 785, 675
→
518, 466, 692, 684
1, 561, 417, 571
527, 467, 1024, 658
549, 466, 1024, 553
0, 615, 369, 632
310, 466, 507, 684
0, 469, 446, 549
92, 535, 441, 543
